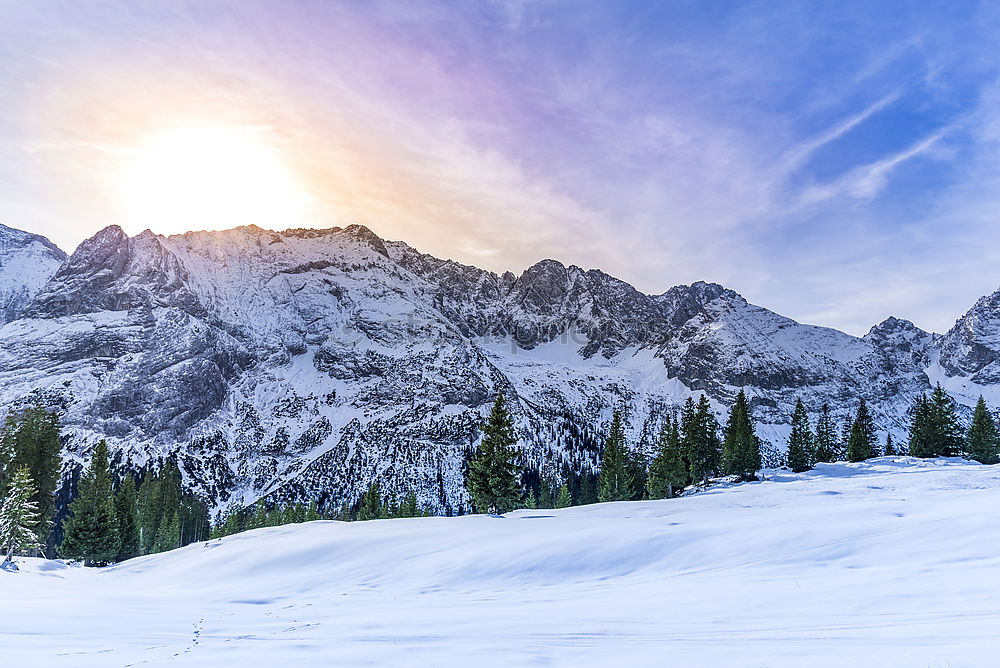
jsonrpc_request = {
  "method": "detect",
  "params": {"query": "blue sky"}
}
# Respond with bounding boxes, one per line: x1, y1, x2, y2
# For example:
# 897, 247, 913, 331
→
2, 1, 1000, 334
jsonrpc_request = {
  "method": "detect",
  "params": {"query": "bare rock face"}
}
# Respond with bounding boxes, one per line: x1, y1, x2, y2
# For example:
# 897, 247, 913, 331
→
1, 221, 998, 515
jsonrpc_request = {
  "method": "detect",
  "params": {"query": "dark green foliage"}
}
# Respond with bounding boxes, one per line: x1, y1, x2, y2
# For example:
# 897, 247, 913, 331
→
398, 491, 419, 518
467, 393, 522, 514
814, 404, 839, 463
135, 461, 209, 554
1, 407, 62, 552
684, 396, 722, 485
883, 433, 896, 457
598, 410, 636, 502
908, 386, 965, 458
966, 396, 999, 464
357, 482, 383, 521
60, 440, 120, 566
555, 484, 572, 508
114, 476, 141, 562
722, 390, 761, 482
153, 511, 180, 553
847, 399, 877, 462
578, 472, 599, 505
647, 416, 687, 498
786, 399, 815, 472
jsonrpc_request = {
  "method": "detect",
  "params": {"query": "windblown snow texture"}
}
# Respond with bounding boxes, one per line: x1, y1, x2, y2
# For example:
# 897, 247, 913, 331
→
0, 222, 997, 512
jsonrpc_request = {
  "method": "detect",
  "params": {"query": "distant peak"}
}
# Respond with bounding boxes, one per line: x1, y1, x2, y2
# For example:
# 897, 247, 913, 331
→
341, 224, 388, 257
0, 222, 67, 259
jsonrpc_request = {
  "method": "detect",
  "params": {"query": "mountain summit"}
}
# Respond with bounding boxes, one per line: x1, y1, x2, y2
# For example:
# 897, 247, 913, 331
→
0, 222, 997, 513
0, 222, 66, 323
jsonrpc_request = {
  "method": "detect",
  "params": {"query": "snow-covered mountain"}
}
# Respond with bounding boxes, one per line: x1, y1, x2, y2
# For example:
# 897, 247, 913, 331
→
0, 222, 998, 513
0, 222, 66, 323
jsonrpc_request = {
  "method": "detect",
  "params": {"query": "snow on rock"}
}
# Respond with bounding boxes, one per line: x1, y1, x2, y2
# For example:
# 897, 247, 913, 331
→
0, 222, 65, 323
1, 222, 1000, 514
3, 458, 1000, 667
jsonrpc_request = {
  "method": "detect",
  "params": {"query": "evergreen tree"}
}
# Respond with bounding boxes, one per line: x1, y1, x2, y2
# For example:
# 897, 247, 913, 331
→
722, 390, 761, 481
357, 482, 383, 521
137, 469, 163, 554
60, 440, 120, 566
786, 399, 815, 472
466, 393, 522, 514
685, 396, 722, 485
884, 433, 897, 457
303, 501, 322, 522
1, 407, 62, 552
647, 417, 687, 498
909, 386, 965, 458
907, 393, 930, 458
0, 467, 43, 568
578, 472, 599, 505
966, 396, 1000, 464
114, 476, 140, 562
847, 400, 877, 462
555, 484, 572, 508
538, 481, 555, 509
399, 491, 419, 518
153, 510, 180, 553
814, 404, 838, 463
598, 410, 636, 502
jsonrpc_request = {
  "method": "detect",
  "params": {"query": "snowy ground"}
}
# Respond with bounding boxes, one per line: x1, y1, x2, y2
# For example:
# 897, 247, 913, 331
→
4, 457, 1000, 667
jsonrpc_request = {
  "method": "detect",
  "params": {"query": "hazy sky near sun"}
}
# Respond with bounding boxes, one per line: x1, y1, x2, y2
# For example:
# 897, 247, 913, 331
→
2, 1, 1000, 335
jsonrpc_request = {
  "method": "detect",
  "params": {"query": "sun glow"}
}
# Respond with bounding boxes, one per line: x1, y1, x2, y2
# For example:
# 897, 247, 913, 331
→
119, 126, 314, 235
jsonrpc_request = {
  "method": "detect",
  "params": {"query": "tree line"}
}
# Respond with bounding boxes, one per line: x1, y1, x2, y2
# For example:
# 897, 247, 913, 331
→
465, 385, 1000, 514
3, 383, 998, 566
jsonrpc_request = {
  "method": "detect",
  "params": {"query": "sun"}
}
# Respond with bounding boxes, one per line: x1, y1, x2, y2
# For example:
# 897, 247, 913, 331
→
119, 125, 313, 235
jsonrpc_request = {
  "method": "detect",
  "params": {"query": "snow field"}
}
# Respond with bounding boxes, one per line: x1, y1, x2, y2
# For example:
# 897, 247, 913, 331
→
4, 457, 1000, 667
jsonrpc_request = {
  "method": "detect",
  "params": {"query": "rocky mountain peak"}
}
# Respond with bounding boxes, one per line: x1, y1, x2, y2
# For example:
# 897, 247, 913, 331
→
0, 223, 67, 323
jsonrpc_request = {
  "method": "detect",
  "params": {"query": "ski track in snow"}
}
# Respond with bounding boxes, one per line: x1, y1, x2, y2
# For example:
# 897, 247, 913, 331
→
3, 457, 999, 667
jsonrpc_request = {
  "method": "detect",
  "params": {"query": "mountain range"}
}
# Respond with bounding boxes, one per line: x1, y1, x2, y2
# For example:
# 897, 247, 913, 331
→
0, 221, 997, 514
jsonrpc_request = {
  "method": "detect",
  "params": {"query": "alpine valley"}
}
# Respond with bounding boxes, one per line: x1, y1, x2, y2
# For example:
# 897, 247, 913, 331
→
0, 221, 997, 516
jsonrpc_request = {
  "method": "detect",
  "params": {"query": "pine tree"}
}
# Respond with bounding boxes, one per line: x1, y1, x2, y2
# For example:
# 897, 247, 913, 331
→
598, 410, 636, 502
909, 386, 965, 458
555, 484, 572, 508
399, 490, 419, 518
137, 469, 162, 554
153, 511, 180, 553
648, 417, 687, 498
466, 393, 522, 514
114, 476, 141, 562
1, 407, 62, 553
304, 501, 322, 522
60, 440, 121, 566
847, 400, 877, 462
907, 393, 930, 457
0, 467, 43, 568
966, 396, 999, 464
578, 472, 599, 505
814, 404, 838, 463
884, 433, 897, 457
722, 390, 761, 481
685, 396, 722, 485
786, 399, 815, 472
357, 482, 382, 521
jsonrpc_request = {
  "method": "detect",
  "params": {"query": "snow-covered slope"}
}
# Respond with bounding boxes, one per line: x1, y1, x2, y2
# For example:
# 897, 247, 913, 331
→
0, 222, 65, 323
0, 222, 998, 513
4, 458, 999, 667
